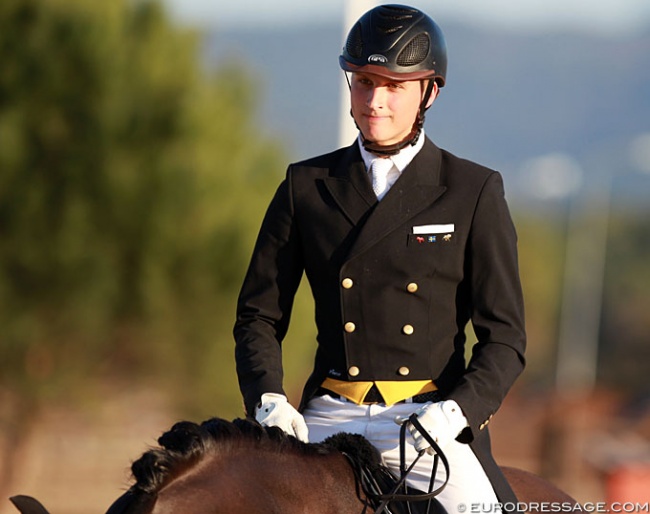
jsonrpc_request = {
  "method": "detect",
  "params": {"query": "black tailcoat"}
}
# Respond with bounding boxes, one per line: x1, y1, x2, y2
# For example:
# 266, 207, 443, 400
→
234, 138, 526, 504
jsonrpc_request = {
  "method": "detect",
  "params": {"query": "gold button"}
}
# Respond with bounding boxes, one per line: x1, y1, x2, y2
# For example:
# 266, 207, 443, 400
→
348, 366, 360, 377
407, 282, 418, 293
342, 278, 354, 289
402, 324, 414, 335
398, 366, 410, 376
344, 322, 356, 333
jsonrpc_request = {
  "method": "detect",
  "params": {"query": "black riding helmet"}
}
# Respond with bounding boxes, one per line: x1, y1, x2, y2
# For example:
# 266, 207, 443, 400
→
340, 4, 448, 155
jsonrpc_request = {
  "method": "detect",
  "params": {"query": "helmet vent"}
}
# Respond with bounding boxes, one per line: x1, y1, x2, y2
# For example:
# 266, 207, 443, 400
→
396, 33, 430, 67
346, 22, 363, 59
378, 24, 403, 35
376, 5, 416, 34
379, 5, 418, 18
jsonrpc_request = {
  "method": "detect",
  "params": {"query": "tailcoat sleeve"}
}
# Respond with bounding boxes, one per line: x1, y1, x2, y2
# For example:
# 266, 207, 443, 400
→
234, 167, 304, 415
447, 171, 526, 442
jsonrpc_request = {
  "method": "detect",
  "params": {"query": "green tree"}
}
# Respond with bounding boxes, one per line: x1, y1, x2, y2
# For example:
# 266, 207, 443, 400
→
0, 0, 285, 492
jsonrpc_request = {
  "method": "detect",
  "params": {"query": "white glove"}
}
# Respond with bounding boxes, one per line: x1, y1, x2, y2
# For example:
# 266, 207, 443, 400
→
254, 393, 309, 442
395, 400, 468, 455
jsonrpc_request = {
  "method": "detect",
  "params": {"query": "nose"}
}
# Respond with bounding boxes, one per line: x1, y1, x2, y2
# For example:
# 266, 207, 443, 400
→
366, 86, 386, 109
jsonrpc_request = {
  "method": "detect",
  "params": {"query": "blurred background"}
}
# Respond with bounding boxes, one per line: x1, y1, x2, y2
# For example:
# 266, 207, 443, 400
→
0, 0, 648, 512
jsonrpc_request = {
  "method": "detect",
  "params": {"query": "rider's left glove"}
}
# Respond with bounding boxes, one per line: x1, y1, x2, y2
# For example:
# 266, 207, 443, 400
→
395, 400, 468, 455
254, 393, 310, 443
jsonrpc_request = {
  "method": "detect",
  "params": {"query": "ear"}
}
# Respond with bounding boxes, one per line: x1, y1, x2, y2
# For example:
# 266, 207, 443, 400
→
9, 496, 51, 514
425, 81, 439, 109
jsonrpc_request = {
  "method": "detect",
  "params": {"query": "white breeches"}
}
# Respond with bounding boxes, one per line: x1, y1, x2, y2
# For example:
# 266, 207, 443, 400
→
303, 394, 500, 514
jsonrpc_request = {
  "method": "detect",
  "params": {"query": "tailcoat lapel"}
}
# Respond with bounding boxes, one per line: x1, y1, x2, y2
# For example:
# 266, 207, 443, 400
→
349, 139, 447, 259
321, 139, 447, 259
322, 143, 376, 226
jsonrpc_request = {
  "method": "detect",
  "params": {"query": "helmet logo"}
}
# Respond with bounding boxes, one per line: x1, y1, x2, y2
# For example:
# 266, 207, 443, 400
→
368, 54, 388, 64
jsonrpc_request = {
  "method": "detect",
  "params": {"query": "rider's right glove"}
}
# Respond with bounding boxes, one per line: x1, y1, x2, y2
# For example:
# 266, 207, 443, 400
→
254, 392, 310, 443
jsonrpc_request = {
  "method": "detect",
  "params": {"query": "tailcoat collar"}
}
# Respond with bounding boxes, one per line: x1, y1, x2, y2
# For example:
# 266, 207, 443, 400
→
323, 137, 447, 259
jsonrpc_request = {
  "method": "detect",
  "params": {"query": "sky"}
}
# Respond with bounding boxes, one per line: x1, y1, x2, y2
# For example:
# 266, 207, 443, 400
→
162, 0, 650, 35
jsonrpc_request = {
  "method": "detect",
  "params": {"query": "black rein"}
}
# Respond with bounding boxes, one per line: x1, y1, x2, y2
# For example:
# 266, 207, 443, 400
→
346, 413, 451, 514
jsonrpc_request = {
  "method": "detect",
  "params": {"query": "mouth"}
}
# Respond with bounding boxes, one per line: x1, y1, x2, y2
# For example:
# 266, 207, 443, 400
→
365, 113, 390, 123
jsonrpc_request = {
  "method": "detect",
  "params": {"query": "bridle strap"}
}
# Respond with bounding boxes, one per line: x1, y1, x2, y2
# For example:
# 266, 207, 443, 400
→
372, 413, 450, 513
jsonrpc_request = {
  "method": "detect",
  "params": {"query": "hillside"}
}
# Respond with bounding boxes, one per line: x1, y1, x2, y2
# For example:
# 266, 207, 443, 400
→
207, 22, 650, 201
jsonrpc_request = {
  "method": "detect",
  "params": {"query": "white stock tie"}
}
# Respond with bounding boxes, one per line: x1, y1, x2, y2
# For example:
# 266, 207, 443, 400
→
371, 157, 394, 200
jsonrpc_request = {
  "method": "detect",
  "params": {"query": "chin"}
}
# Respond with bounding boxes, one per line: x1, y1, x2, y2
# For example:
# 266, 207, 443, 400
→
363, 131, 392, 146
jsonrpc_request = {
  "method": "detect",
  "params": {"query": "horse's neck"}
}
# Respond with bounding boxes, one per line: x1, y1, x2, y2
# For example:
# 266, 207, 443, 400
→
151, 450, 366, 514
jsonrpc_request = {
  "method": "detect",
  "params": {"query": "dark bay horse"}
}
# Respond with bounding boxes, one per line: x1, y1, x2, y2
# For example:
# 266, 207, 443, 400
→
10, 417, 577, 514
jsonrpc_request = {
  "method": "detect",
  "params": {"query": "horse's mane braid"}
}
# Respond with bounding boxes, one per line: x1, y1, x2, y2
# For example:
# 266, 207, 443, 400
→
129, 417, 332, 495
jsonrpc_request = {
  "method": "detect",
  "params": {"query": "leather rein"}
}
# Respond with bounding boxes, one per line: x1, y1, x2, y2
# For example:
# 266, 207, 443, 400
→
346, 413, 451, 514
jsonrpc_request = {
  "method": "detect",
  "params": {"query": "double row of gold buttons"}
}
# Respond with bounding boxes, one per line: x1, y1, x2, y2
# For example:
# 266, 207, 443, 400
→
342, 278, 419, 378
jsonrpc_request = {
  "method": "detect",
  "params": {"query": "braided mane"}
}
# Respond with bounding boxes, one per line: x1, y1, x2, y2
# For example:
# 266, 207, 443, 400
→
129, 417, 333, 495
103, 417, 385, 514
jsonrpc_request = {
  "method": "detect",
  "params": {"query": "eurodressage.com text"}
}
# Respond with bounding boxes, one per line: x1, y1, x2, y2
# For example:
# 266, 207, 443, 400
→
459, 502, 650, 513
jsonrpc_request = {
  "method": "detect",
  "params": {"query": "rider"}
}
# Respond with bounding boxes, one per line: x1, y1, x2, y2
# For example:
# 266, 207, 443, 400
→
234, 4, 526, 512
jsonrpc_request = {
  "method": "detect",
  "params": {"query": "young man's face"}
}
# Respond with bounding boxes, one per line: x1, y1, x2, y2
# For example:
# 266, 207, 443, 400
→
350, 72, 437, 147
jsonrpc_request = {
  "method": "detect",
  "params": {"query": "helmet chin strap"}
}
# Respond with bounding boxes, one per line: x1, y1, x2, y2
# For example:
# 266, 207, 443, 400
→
355, 79, 435, 157
361, 123, 422, 156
